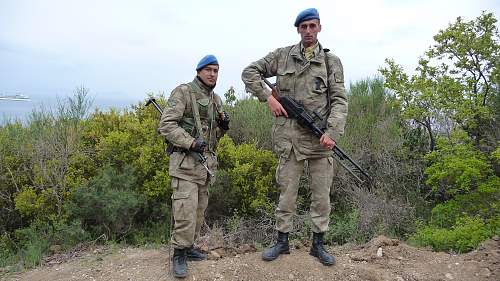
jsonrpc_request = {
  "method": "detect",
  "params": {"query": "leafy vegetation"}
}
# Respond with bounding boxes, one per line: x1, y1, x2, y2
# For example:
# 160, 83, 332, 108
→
381, 12, 499, 252
0, 11, 499, 270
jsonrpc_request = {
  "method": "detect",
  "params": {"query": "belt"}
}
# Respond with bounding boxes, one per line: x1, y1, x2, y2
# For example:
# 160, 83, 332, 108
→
172, 146, 214, 154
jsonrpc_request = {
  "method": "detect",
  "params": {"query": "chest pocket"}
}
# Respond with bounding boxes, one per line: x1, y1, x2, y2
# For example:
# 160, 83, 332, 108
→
197, 98, 210, 119
277, 65, 296, 95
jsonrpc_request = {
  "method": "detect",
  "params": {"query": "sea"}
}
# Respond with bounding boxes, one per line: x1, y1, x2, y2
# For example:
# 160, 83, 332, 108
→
0, 93, 145, 126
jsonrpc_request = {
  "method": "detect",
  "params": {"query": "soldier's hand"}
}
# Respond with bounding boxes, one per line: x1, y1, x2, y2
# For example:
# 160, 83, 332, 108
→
320, 134, 336, 150
267, 95, 288, 117
190, 138, 208, 153
218, 111, 230, 130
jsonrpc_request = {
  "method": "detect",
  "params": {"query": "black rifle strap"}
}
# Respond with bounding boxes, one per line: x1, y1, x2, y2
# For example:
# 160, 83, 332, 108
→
323, 48, 332, 117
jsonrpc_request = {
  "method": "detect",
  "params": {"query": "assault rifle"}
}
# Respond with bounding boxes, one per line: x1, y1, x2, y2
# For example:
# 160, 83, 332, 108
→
146, 97, 213, 177
262, 78, 372, 185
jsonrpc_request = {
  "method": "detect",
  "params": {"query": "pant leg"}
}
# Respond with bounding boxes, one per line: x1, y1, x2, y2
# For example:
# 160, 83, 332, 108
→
308, 157, 334, 233
275, 150, 304, 233
194, 179, 209, 240
171, 177, 199, 249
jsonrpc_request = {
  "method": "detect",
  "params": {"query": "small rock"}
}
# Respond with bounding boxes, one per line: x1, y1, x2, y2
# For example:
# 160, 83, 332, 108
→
214, 248, 226, 257
479, 268, 491, 277
388, 259, 400, 266
238, 244, 256, 254
445, 273, 454, 280
49, 244, 62, 254
210, 250, 221, 259
288, 273, 294, 280
376, 247, 383, 257
200, 245, 209, 252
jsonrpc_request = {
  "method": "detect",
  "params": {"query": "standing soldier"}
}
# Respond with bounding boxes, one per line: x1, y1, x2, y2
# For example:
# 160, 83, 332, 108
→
241, 8, 348, 266
159, 54, 230, 278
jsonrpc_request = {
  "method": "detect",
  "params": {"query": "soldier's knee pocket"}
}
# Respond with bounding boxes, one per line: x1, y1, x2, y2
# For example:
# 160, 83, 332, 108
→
172, 191, 191, 221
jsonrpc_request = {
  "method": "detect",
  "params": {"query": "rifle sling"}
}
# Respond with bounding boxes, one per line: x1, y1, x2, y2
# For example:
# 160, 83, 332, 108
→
323, 48, 332, 121
189, 89, 204, 141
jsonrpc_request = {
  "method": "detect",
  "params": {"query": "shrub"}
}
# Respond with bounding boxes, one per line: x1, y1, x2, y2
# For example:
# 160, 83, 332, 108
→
326, 208, 361, 245
125, 220, 170, 245
208, 135, 277, 217
409, 216, 491, 253
10, 219, 89, 269
225, 98, 273, 150
430, 176, 500, 228
0, 232, 16, 267
425, 132, 494, 200
67, 165, 144, 239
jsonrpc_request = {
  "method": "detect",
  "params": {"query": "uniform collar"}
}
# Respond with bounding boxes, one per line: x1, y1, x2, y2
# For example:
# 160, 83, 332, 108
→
300, 42, 319, 57
193, 76, 215, 94
291, 41, 325, 63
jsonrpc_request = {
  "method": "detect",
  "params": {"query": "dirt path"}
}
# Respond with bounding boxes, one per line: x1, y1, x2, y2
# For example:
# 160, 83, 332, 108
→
3, 236, 498, 281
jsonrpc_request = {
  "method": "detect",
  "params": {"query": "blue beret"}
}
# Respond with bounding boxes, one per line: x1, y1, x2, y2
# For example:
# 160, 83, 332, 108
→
294, 8, 320, 27
196, 54, 219, 71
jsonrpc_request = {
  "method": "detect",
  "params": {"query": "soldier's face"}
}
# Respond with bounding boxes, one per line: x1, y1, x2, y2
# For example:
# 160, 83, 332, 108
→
297, 19, 321, 47
197, 65, 219, 86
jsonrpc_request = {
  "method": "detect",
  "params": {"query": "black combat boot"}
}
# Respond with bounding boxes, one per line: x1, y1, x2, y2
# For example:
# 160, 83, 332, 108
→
262, 231, 290, 261
309, 232, 335, 266
186, 246, 207, 261
172, 248, 188, 278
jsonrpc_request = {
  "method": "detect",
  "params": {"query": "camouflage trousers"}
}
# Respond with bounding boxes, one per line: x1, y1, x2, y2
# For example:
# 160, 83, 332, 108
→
275, 150, 334, 233
170, 177, 209, 249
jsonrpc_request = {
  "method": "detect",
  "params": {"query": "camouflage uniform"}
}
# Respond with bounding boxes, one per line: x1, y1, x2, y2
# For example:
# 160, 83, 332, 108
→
159, 77, 225, 249
242, 42, 348, 233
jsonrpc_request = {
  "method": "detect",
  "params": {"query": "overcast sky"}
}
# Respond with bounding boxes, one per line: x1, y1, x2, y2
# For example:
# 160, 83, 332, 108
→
0, 0, 499, 108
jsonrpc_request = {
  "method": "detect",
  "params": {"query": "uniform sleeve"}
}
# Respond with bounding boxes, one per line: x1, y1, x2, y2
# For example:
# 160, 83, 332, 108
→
324, 54, 348, 140
241, 49, 280, 102
158, 86, 195, 150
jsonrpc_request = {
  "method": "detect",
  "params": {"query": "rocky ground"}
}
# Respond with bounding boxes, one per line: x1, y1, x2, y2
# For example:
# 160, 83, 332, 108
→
2, 236, 498, 281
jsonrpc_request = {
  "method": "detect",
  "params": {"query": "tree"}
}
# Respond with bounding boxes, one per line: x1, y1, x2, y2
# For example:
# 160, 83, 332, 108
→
426, 12, 499, 149
380, 12, 500, 151
380, 59, 439, 150
224, 86, 237, 107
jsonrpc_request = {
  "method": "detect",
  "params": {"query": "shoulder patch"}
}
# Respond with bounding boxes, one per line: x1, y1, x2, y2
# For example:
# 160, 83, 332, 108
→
167, 98, 177, 108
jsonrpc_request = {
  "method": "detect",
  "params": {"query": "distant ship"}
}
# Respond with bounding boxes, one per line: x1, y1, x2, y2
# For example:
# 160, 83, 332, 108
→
0, 94, 32, 101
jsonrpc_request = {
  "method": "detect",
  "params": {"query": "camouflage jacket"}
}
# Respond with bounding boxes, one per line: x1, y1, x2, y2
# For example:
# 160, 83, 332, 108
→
158, 77, 225, 184
241, 42, 348, 160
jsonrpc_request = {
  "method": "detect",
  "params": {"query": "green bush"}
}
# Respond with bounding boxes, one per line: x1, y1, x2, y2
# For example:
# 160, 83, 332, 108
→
10, 219, 89, 269
125, 220, 170, 245
0, 232, 16, 267
326, 208, 361, 245
409, 216, 491, 253
425, 131, 494, 199
430, 176, 500, 228
225, 98, 273, 150
209, 135, 278, 217
67, 165, 145, 239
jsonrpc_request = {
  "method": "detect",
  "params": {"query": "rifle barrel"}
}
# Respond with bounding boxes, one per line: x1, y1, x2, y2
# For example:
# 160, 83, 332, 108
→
261, 77, 372, 185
